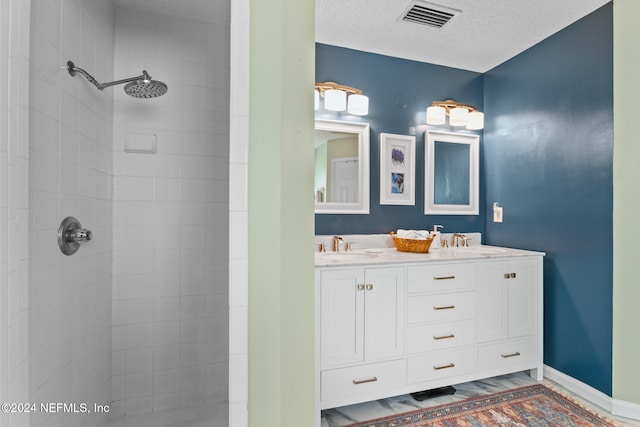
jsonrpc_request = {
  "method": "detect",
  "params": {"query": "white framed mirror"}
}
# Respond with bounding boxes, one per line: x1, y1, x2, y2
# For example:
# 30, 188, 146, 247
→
424, 130, 479, 215
315, 119, 370, 214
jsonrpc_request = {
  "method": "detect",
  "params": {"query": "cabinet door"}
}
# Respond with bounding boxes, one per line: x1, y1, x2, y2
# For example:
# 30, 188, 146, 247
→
320, 269, 365, 369
478, 258, 539, 343
508, 259, 538, 338
478, 261, 508, 342
363, 267, 405, 362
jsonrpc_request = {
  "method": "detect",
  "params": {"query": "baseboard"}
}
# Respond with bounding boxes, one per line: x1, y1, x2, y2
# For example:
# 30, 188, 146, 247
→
543, 365, 640, 421
612, 397, 640, 421
543, 365, 612, 413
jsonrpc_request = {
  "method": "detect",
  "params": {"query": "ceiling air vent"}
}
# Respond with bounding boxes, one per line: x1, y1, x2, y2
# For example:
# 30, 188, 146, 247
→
401, 1, 459, 29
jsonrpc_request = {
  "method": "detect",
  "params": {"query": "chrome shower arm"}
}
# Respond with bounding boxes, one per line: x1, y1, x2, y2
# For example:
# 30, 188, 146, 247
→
66, 61, 150, 91
99, 70, 152, 89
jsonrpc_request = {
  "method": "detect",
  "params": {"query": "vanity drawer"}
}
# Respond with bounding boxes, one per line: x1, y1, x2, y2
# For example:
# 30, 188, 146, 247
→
321, 359, 405, 403
408, 263, 476, 294
407, 291, 476, 324
479, 337, 539, 372
407, 347, 477, 384
407, 320, 476, 354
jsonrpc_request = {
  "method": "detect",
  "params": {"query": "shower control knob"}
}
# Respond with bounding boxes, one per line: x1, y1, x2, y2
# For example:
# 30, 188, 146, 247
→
71, 228, 92, 244
58, 216, 93, 255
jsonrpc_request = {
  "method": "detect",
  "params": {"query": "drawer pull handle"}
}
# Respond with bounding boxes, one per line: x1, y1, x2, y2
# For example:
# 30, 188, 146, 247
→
501, 351, 521, 358
352, 376, 378, 385
433, 305, 455, 311
433, 363, 455, 370
433, 334, 455, 340
434, 275, 456, 280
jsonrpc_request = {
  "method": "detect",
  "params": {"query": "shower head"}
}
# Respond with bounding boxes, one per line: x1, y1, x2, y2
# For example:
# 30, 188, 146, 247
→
66, 60, 168, 98
124, 72, 168, 98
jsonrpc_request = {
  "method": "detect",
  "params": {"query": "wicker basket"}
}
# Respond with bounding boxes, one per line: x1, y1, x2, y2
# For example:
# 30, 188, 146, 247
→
390, 232, 434, 253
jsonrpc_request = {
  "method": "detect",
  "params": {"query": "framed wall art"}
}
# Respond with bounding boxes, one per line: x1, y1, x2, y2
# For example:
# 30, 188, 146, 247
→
379, 133, 415, 206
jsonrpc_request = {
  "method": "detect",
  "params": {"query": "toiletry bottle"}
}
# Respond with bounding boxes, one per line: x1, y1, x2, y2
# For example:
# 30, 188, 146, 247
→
430, 225, 443, 249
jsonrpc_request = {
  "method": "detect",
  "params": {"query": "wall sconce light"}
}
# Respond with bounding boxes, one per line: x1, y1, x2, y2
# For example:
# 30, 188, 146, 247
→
315, 82, 369, 116
426, 99, 484, 130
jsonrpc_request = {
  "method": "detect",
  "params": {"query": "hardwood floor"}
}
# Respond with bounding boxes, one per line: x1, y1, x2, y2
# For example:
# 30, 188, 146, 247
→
321, 371, 640, 427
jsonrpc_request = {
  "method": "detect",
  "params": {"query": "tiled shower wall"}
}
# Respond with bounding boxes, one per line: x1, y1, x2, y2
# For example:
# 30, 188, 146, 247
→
111, 7, 230, 417
28, 0, 115, 427
1, 1, 31, 427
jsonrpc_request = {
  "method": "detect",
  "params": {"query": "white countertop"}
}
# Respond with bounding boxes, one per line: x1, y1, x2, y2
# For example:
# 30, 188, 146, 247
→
314, 244, 545, 267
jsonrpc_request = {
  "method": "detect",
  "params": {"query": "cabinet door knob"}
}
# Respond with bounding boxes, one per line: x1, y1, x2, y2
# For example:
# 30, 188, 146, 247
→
357, 284, 365, 291
510, 272, 517, 278
504, 273, 510, 279
365, 284, 374, 290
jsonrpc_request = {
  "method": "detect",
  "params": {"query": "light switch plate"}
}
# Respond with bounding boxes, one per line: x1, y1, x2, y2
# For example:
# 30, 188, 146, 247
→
493, 203, 503, 223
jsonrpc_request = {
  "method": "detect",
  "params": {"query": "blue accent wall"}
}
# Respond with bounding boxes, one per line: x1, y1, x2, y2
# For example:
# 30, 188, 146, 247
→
483, 4, 613, 395
315, 44, 485, 235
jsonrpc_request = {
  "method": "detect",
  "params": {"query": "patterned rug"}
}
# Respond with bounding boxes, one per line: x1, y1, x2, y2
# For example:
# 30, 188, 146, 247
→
346, 384, 616, 427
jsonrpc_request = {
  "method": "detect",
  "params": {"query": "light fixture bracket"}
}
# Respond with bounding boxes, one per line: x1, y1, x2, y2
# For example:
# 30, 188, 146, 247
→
431, 99, 477, 114
315, 81, 363, 96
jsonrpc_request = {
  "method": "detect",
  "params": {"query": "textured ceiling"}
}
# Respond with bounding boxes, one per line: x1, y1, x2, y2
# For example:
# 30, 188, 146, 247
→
316, 0, 611, 72
111, 0, 229, 23
112, 0, 611, 73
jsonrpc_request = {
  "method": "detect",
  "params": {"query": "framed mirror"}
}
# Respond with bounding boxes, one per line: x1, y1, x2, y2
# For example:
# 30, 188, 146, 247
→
424, 130, 479, 215
315, 119, 370, 214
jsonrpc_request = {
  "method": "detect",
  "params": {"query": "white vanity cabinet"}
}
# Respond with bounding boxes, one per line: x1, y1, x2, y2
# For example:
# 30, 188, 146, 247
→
477, 258, 543, 379
318, 266, 405, 408
315, 246, 544, 416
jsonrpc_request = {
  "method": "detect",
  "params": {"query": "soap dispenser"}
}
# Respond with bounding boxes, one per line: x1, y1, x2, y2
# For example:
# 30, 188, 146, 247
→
430, 225, 443, 249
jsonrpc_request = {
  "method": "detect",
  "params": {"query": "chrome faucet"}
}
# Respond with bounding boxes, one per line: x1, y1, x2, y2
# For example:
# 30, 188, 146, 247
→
332, 236, 344, 252
450, 233, 469, 247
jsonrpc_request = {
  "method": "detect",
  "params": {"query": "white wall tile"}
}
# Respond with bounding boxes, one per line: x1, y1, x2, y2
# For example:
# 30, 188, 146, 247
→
126, 322, 153, 348
126, 298, 154, 324
126, 177, 154, 201
112, 7, 229, 417
154, 297, 180, 322
153, 369, 179, 395
153, 344, 179, 371
153, 320, 179, 346
112, 374, 125, 401
154, 201, 181, 225
126, 201, 155, 225
154, 273, 180, 298
228, 306, 247, 355
152, 393, 179, 412
125, 396, 152, 416
126, 348, 153, 374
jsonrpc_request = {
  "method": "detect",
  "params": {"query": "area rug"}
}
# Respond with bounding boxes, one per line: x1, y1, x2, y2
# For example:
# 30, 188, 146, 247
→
346, 384, 616, 427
